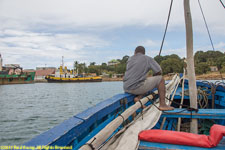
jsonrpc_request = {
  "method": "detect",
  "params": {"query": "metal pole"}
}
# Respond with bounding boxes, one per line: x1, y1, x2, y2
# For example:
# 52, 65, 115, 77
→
184, 0, 198, 134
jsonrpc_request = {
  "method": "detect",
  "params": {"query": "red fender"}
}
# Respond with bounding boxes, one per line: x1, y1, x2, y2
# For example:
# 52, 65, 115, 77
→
138, 124, 225, 148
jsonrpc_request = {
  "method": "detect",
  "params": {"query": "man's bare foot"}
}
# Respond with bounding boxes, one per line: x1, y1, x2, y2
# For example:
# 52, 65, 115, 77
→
158, 105, 174, 111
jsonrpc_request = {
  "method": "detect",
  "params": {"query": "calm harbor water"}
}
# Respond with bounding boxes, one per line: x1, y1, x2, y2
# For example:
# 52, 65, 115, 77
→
0, 82, 123, 146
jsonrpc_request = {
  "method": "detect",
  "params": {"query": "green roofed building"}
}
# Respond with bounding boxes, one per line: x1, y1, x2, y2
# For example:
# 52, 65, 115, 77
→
108, 59, 120, 66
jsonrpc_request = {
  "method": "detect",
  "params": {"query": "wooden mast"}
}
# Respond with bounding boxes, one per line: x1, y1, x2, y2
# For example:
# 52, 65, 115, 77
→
184, 0, 198, 134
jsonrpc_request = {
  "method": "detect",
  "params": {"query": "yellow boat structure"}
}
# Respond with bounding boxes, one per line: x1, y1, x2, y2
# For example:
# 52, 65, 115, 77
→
45, 75, 102, 83
45, 58, 102, 83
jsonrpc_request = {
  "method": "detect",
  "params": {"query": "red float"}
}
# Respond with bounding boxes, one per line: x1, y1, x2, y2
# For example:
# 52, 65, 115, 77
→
139, 124, 225, 148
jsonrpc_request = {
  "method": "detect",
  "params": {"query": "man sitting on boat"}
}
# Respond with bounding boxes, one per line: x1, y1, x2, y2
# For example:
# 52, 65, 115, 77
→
123, 46, 174, 111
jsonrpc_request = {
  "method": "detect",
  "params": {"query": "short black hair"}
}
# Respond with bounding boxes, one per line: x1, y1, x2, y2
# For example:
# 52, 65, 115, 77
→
135, 46, 145, 55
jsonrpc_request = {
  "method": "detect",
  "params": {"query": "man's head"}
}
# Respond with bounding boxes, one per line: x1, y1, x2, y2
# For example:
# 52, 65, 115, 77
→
135, 46, 145, 55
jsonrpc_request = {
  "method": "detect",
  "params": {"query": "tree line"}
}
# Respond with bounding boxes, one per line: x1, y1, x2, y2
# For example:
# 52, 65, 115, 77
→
73, 55, 129, 77
194, 50, 225, 74
73, 50, 225, 76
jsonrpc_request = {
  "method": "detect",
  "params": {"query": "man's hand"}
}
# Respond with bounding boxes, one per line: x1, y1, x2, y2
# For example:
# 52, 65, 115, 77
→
153, 71, 162, 76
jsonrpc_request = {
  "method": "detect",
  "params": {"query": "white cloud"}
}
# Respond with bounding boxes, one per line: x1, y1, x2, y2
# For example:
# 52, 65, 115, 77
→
161, 41, 225, 59
215, 42, 225, 51
191, 0, 225, 35
0, 30, 108, 68
151, 47, 186, 58
0, 0, 170, 28
0, 0, 224, 33
141, 39, 158, 47
193, 41, 225, 52
0, 0, 224, 69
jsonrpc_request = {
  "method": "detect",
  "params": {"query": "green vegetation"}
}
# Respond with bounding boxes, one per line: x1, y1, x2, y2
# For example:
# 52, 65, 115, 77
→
154, 54, 184, 75
73, 50, 225, 76
155, 50, 225, 75
194, 51, 225, 74
73, 55, 129, 76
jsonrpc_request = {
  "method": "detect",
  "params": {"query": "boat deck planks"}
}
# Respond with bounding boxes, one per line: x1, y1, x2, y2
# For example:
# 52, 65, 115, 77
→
162, 108, 225, 119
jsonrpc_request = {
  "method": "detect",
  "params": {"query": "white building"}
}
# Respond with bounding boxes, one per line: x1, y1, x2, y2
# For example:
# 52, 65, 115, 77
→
5, 64, 20, 68
35, 68, 56, 80
108, 59, 120, 66
209, 66, 218, 72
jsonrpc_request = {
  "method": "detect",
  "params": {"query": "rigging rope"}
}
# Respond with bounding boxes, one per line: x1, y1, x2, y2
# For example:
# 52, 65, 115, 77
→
219, 71, 224, 83
159, 0, 173, 56
219, 0, 225, 9
198, 0, 224, 82
198, 0, 215, 51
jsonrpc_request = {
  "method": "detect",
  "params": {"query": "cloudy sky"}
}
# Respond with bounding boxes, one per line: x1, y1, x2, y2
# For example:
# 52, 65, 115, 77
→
0, 0, 225, 69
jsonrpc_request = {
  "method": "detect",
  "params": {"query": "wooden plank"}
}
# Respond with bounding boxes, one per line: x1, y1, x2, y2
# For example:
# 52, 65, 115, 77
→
167, 119, 174, 130
80, 94, 157, 150
163, 120, 169, 130
162, 108, 225, 119
184, 0, 198, 134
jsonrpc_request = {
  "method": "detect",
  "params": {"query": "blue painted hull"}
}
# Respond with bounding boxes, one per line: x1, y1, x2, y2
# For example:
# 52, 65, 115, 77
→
23, 80, 225, 149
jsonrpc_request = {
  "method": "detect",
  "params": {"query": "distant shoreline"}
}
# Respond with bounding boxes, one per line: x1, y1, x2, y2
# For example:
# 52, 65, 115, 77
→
34, 72, 225, 83
164, 72, 225, 81
102, 78, 123, 82
34, 78, 124, 83
103, 72, 225, 81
